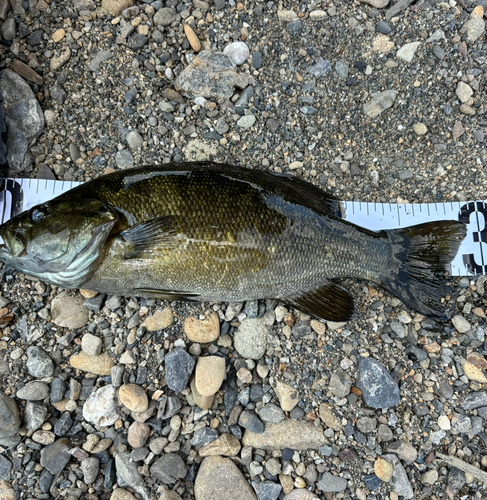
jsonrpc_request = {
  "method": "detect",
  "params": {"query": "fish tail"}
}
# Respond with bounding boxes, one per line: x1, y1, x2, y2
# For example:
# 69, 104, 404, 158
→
382, 221, 467, 319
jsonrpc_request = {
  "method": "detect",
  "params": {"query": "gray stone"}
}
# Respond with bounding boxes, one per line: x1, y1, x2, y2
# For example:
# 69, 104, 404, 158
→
463, 17, 485, 44
462, 391, 487, 410
397, 41, 421, 62
174, 51, 253, 100
387, 440, 418, 462
26, 346, 54, 378
0, 69, 45, 173
40, 438, 71, 474
317, 472, 348, 492
83, 385, 119, 427
377, 21, 392, 34
158, 395, 182, 420
238, 410, 264, 433
0, 0, 11, 21
115, 149, 135, 169
54, 412, 73, 436
0, 392, 20, 438
81, 333, 103, 356
356, 417, 377, 433
0, 455, 12, 481
452, 314, 471, 332
307, 58, 331, 78
126, 130, 143, 149
87, 50, 112, 72
283, 492, 320, 500
335, 61, 349, 79
391, 461, 414, 499
50, 378, 66, 403
237, 115, 256, 129
165, 348, 196, 393
153, 7, 177, 27
1, 18, 16, 41
81, 457, 99, 484
433, 45, 445, 60
51, 292, 89, 329
259, 403, 285, 424
356, 357, 400, 408
150, 453, 187, 484
115, 451, 144, 487
16, 381, 49, 401
195, 456, 257, 500
448, 467, 466, 490
252, 481, 282, 500
190, 427, 218, 447
24, 401, 47, 431
223, 42, 250, 65
363, 90, 397, 118
234, 318, 268, 359
51, 47, 71, 71
328, 368, 352, 398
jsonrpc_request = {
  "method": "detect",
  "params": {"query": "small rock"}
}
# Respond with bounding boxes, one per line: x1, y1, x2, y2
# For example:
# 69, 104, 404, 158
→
274, 380, 299, 412
40, 438, 71, 474
199, 433, 241, 457
119, 384, 148, 412
70, 352, 114, 375
110, 489, 138, 500
195, 356, 226, 397
81, 457, 99, 484
126, 130, 143, 149
456, 83, 473, 104
234, 318, 268, 359
83, 385, 119, 427
387, 440, 418, 462
191, 378, 214, 410
391, 461, 414, 499
16, 381, 49, 401
306, 58, 331, 78
452, 314, 471, 333
26, 346, 54, 378
397, 41, 421, 62
195, 456, 257, 500
50, 47, 71, 71
165, 348, 196, 393
11, 60, 44, 85
127, 421, 150, 448
259, 403, 285, 424
81, 333, 103, 356
115, 149, 134, 169
223, 42, 249, 65
413, 123, 428, 136
141, 308, 173, 331
363, 90, 397, 118
184, 312, 220, 343
463, 17, 485, 44
150, 453, 187, 484
361, 0, 389, 7
154, 7, 177, 27
239, 410, 264, 434
421, 469, 438, 485
463, 352, 487, 383
51, 292, 89, 329
328, 368, 352, 397
0, 393, 20, 439
52, 28, 65, 42
237, 115, 256, 129
374, 456, 393, 482
252, 481, 282, 500
114, 452, 144, 488
356, 357, 400, 408
24, 401, 47, 431
184, 25, 201, 52
317, 472, 348, 493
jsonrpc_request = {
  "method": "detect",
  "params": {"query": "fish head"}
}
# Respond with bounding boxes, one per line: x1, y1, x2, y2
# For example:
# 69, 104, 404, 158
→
0, 198, 118, 287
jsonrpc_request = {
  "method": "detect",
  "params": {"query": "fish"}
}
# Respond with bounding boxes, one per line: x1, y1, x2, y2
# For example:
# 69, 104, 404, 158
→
0, 162, 467, 321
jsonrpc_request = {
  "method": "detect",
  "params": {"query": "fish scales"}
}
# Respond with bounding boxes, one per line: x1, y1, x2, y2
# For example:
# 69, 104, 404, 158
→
0, 162, 467, 320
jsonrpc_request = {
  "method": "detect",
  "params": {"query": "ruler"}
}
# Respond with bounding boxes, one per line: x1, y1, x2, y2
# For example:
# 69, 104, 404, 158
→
0, 178, 485, 277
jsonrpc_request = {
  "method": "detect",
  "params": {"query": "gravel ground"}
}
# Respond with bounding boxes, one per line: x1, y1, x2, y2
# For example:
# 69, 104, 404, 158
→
1, 0, 487, 499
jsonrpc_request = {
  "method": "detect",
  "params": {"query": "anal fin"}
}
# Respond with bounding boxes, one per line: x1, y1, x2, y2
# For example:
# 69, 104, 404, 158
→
285, 281, 355, 322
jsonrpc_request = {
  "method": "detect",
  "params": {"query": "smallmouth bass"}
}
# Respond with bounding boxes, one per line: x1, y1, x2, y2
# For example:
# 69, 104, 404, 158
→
0, 162, 467, 321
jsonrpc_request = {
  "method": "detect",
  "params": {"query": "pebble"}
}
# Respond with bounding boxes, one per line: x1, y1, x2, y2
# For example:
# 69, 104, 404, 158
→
463, 16, 485, 44
50, 46, 71, 71
274, 380, 298, 412
306, 58, 331, 78
0, 393, 20, 439
237, 115, 256, 129
234, 318, 268, 359
317, 472, 348, 493
184, 312, 220, 343
51, 292, 89, 329
119, 384, 148, 412
126, 130, 143, 149
195, 356, 226, 397
11, 59, 44, 85
184, 25, 201, 52
199, 433, 241, 457
223, 42, 250, 65
141, 307, 173, 331
363, 90, 397, 118
164, 348, 196, 393
175, 51, 253, 100
26, 346, 54, 378
82, 385, 119, 427
191, 378, 214, 410
463, 352, 487, 383
16, 381, 49, 401
153, 7, 177, 27
387, 440, 418, 462
39, 438, 71, 474
127, 421, 150, 448
195, 456, 257, 500
238, 410, 264, 434
81, 333, 103, 356
115, 149, 134, 169
114, 452, 144, 488
70, 352, 114, 375
421, 469, 438, 485
452, 314, 471, 332
252, 481, 282, 500
259, 403, 285, 424
328, 368, 352, 397
455, 83, 473, 104
356, 357, 400, 408
110, 489, 138, 500
375, 456, 393, 482
377, 20, 392, 34
391, 461, 414, 499
24, 401, 47, 431
397, 41, 421, 62
413, 123, 428, 136
150, 453, 187, 484
81, 457, 99, 484
242, 420, 325, 451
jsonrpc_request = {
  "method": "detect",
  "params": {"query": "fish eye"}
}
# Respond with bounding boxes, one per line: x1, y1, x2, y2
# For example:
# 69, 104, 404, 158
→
30, 208, 45, 223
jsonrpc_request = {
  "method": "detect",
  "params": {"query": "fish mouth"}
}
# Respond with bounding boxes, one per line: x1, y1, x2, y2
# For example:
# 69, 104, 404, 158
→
0, 226, 26, 259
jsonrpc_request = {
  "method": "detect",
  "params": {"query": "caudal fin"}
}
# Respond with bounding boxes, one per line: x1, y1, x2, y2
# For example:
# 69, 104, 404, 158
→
382, 221, 467, 319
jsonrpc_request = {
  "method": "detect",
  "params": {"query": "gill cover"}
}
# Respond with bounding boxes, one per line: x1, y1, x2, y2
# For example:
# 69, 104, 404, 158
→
0, 198, 118, 288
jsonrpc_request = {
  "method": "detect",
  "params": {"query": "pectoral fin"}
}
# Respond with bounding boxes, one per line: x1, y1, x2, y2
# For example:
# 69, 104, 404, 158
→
285, 281, 355, 321
134, 287, 200, 301
120, 216, 180, 258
